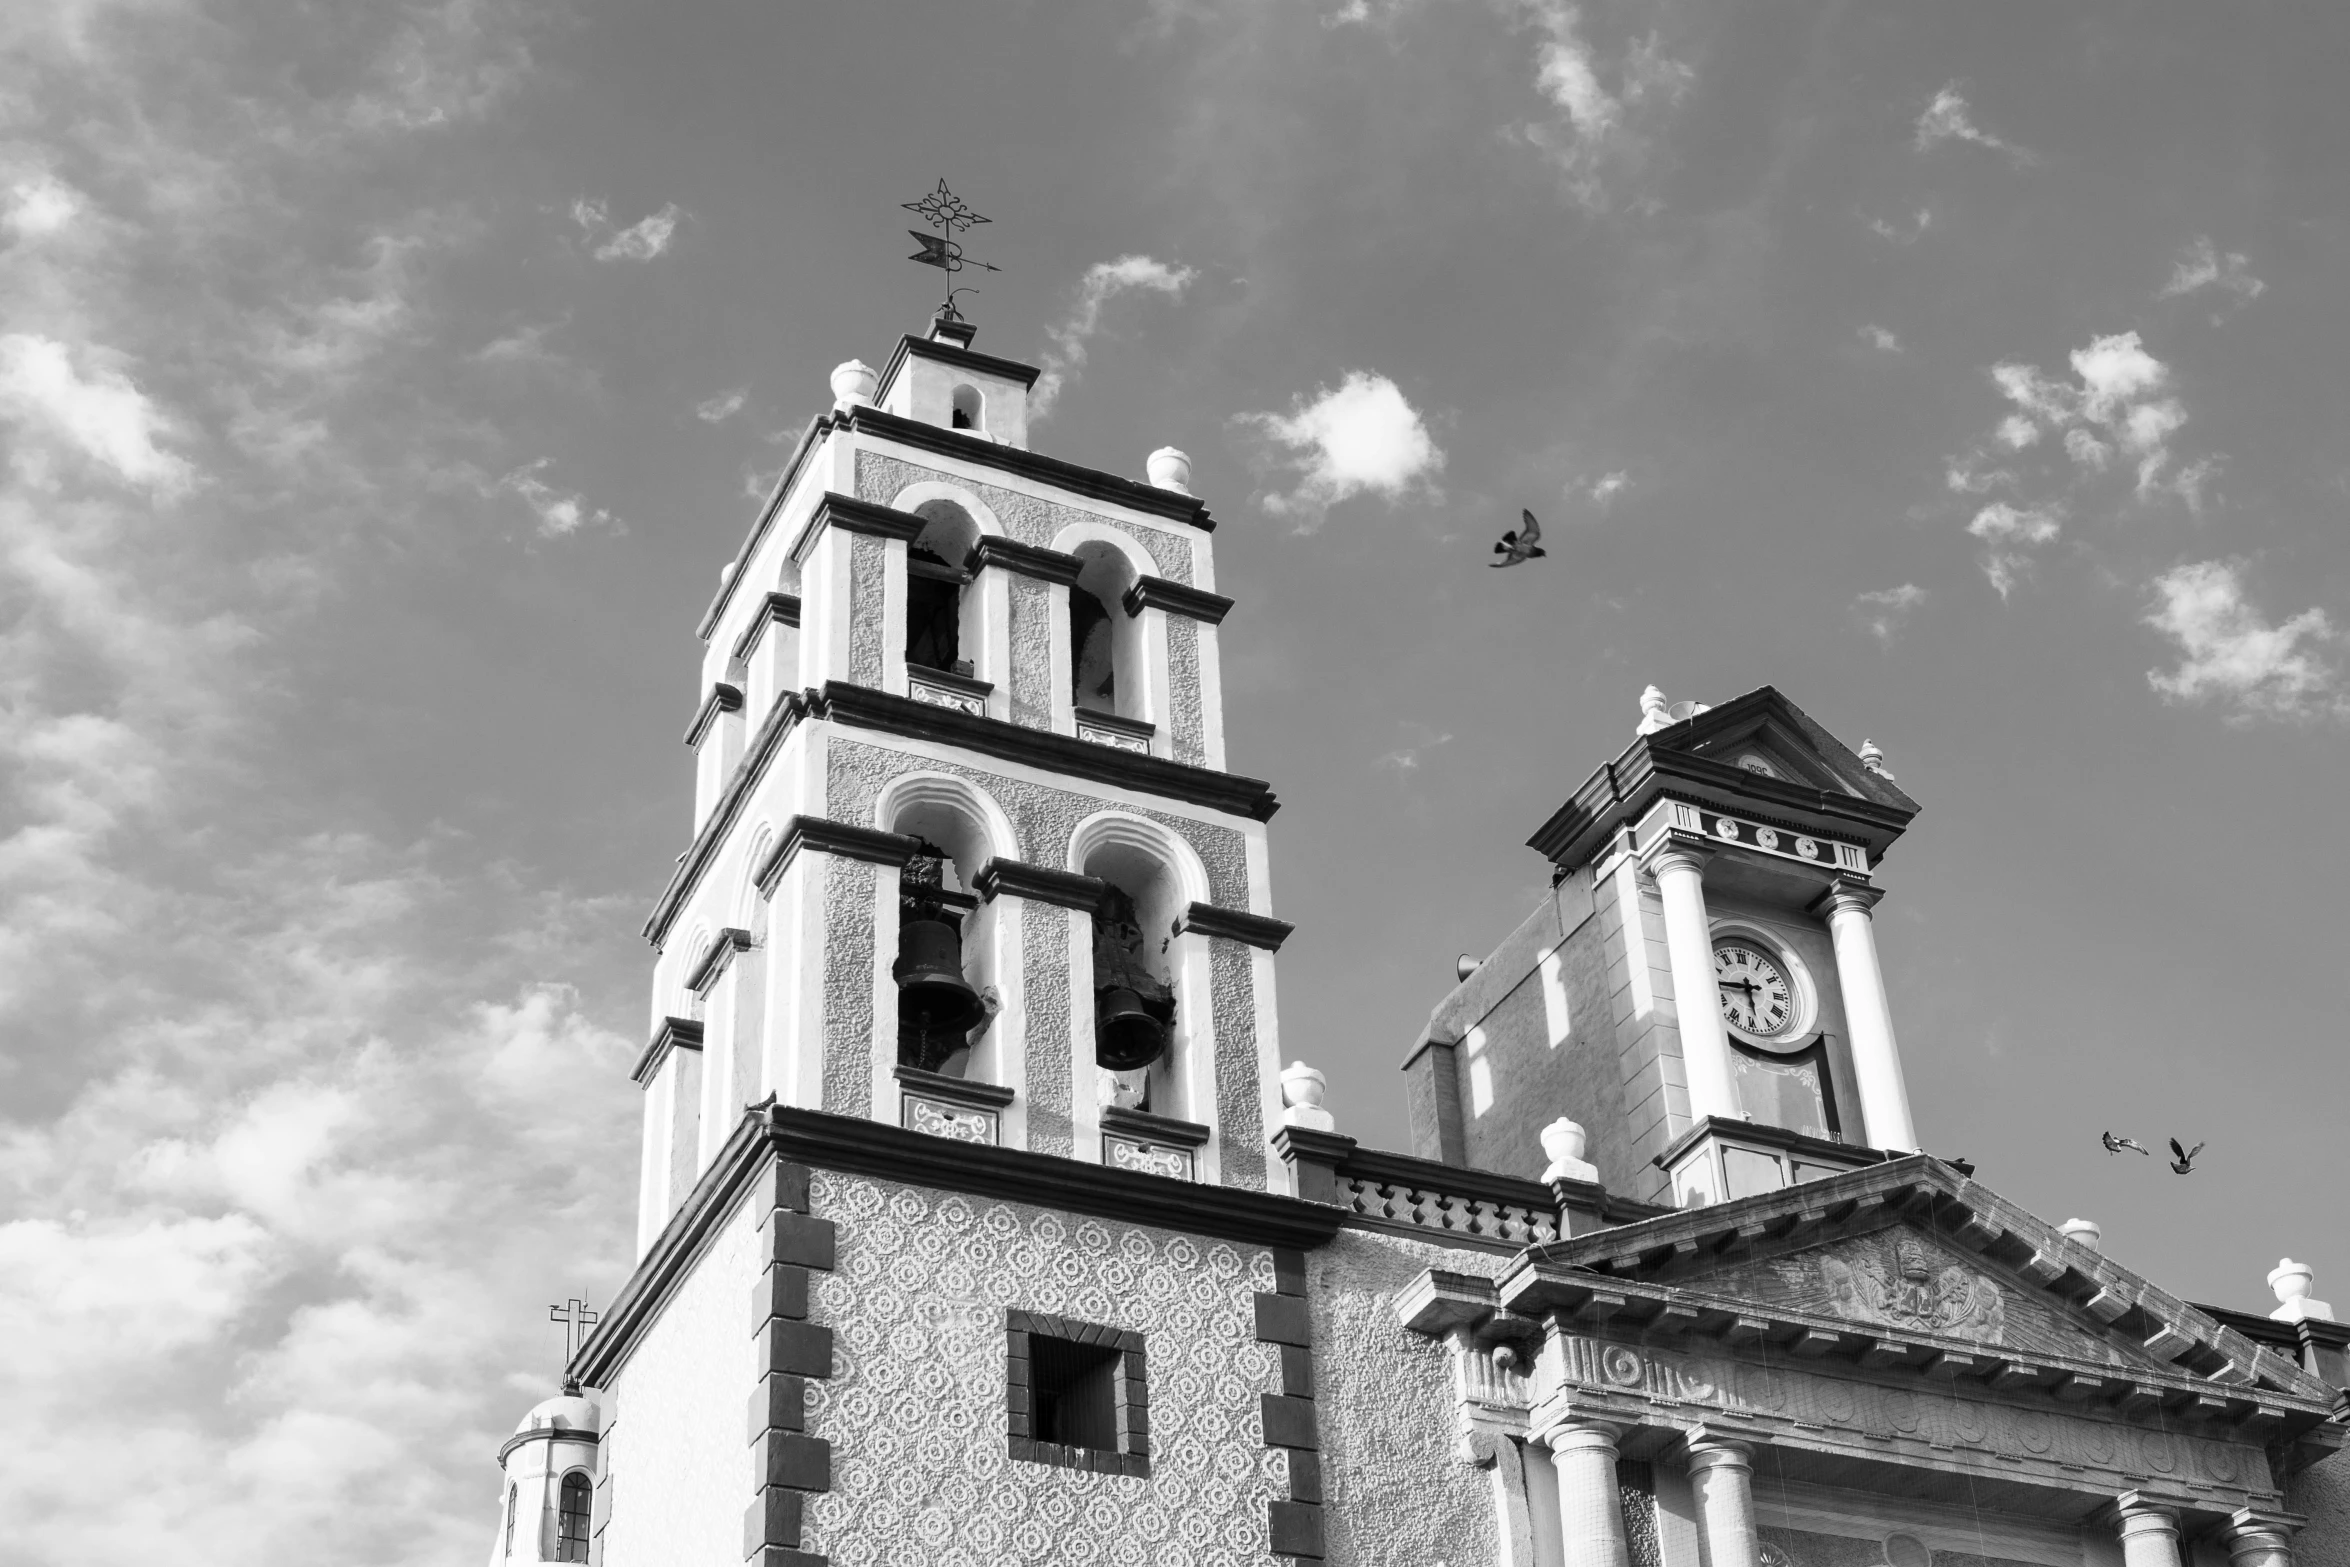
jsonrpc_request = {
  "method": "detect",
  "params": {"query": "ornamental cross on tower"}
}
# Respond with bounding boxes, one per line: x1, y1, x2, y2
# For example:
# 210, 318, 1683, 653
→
549, 1296, 599, 1365
902, 178, 999, 321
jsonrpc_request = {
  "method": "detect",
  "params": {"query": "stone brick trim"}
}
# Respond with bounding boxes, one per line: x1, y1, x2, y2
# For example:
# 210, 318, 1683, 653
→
743, 1163, 835, 1565
1004, 1309, 1150, 1478
1257, 1248, 1324, 1559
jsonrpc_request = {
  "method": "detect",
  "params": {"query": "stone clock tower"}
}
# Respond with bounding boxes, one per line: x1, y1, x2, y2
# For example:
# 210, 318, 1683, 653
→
487, 313, 2349, 1567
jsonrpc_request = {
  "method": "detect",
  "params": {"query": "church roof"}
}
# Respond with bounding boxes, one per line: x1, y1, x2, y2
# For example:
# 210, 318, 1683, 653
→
1526, 685, 1921, 872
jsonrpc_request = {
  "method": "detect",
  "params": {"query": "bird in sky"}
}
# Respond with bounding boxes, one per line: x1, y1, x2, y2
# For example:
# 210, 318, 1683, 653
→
1491, 509, 1546, 567
2168, 1138, 2205, 1175
2101, 1131, 2150, 1156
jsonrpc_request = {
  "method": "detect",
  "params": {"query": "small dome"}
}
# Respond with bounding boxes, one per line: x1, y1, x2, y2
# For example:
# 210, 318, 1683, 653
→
512, 1391, 601, 1439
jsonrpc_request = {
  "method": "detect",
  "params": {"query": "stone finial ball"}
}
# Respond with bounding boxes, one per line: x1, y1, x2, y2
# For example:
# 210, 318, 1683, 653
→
830, 359, 878, 408
2058, 1217, 2101, 1251
2271, 1258, 2316, 1303
1280, 1061, 1326, 1109
1540, 1117, 1588, 1166
1146, 447, 1193, 494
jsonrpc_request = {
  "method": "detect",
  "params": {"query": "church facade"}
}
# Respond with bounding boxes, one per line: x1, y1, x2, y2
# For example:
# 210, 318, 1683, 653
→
483, 313, 2350, 1567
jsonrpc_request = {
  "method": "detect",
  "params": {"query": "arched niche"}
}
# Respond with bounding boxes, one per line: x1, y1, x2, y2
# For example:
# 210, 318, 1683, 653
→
1068, 811, 1211, 1119
876, 773, 1020, 1078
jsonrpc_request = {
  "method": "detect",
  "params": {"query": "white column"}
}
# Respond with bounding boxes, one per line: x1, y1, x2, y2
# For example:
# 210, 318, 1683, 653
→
1545, 1421, 1630, 1567
1685, 1436, 1759, 1567
1821, 881, 1918, 1152
1646, 843, 1740, 1124
2110, 1495, 2184, 1567
2224, 1509, 2301, 1567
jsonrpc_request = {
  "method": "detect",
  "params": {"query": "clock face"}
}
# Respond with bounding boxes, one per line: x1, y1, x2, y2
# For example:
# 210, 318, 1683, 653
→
1714, 942, 1796, 1038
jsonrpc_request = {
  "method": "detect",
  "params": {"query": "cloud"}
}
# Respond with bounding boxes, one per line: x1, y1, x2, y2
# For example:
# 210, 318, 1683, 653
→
1238, 370, 1444, 528
1967, 501, 2061, 597
474, 321, 562, 367
1854, 583, 1926, 643
1372, 724, 1453, 772
1584, 470, 1629, 506
6, 172, 84, 236
1915, 84, 2035, 165
592, 203, 681, 262
1030, 255, 1198, 420
1510, 1, 1691, 209
1981, 332, 2207, 506
695, 389, 747, 422
497, 460, 616, 537
2159, 237, 2263, 307
572, 198, 682, 262
1862, 324, 1903, 354
0, 334, 195, 495
2145, 560, 2343, 721
1865, 207, 1931, 245
1995, 415, 2038, 449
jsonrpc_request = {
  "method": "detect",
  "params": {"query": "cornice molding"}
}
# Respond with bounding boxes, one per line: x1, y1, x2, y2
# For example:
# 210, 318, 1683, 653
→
841, 405, 1217, 531
1123, 575, 1233, 625
1101, 1105, 1212, 1149
968, 536, 1084, 587
1809, 875, 1885, 917
496, 1425, 601, 1465
683, 682, 745, 748
874, 331, 1045, 395
754, 814, 921, 895
645, 694, 808, 948
684, 926, 753, 994
785, 491, 924, 566
974, 857, 1107, 912
813, 681, 1279, 822
893, 1063, 1015, 1110
697, 416, 831, 641
731, 593, 801, 663
1176, 902, 1293, 951
629, 1016, 705, 1086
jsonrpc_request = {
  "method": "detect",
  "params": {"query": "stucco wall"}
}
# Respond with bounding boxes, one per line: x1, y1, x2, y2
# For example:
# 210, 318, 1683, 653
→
1309, 1227, 1510, 1567
801, 1170, 1286, 1567
857, 452, 1198, 585
598, 1194, 760, 1567
2293, 1454, 2350, 1567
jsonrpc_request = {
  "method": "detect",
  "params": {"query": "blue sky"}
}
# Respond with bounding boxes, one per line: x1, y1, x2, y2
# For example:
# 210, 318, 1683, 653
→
4, 0, 2347, 1557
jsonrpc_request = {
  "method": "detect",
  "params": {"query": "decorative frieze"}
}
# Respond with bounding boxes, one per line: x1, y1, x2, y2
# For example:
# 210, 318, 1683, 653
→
905, 667, 990, 717
1641, 799, 1869, 876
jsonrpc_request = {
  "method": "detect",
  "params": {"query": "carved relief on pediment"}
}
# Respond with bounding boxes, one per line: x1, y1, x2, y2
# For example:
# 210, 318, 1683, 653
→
1682, 1228, 2129, 1367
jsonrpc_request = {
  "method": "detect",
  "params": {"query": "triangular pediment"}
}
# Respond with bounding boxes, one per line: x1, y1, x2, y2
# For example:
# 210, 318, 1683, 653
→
1525, 1156, 2329, 1403
1655, 687, 1919, 815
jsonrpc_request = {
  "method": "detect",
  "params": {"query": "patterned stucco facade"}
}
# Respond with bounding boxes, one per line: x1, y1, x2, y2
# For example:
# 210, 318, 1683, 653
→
802, 1171, 1286, 1567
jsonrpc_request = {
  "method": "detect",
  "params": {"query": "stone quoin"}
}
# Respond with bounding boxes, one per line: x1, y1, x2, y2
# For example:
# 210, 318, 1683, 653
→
485, 307, 2350, 1567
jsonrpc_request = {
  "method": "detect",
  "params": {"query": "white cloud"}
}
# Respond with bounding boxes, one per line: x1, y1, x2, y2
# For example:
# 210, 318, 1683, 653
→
1239, 370, 1444, 528
2145, 560, 2342, 721
1862, 324, 1903, 354
695, 389, 747, 422
1031, 255, 1198, 420
1866, 207, 1931, 244
2159, 237, 2263, 306
1914, 83, 2035, 165
1372, 724, 1453, 772
0, 334, 194, 494
591, 203, 680, 263
497, 460, 616, 538
2062, 427, 2111, 471
1584, 470, 1629, 505
1967, 501, 2062, 597
1511, 1, 1690, 208
473, 321, 562, 367
1982, 332, 2203, 509
1996, 415, 2038, 449
1854, 583, 1926, 643
6, 172, 84, 236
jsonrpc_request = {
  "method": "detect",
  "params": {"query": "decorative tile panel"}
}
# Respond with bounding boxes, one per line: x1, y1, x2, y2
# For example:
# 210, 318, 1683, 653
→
1104, 1132, 1195, 1180
903, 1091, 1000, 1145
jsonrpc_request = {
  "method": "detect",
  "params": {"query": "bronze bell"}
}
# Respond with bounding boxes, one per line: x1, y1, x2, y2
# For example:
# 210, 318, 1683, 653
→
894, 918, 985, 1036
1094, 986, 1167, 1071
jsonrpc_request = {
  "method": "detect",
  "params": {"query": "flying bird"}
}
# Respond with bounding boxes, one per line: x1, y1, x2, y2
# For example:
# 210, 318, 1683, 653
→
1491, 509, 1546, 568
2101, 1131, 2150, 1157
2168, 1138, 2205, 1175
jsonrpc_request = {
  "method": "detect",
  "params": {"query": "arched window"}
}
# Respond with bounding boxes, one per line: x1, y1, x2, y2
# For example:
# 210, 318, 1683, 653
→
556, 1471, 592, 1561
906, 500, 979, 676
950, 383, 983, 431
1068, 541, 1142, 721
503, 1482, 517, 1557
883, 781, 1009, 1079
1079, 839, 1183, 1114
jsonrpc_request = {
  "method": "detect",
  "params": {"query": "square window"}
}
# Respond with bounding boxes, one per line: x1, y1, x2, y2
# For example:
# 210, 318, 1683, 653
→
1006, 1310, 1148, 1477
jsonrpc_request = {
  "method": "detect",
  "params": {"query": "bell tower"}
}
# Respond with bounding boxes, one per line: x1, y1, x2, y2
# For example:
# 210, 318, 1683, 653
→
629, 310, 1294, 1256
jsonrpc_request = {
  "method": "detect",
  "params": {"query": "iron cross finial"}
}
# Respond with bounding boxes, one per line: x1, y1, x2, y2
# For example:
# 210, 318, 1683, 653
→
549, 1296, 599, 1365
902, 180, 1001, 318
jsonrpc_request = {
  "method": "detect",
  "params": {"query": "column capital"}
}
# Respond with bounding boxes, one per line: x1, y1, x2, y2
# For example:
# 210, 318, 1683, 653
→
2101, 1492, 2187, 1532
1640, 833, 1716, 880
1808, 875, 1883, 918
2225, 1508, 2306, 1542
1538, 1418, 1629, 1456
1681, 1420, 1765, 1470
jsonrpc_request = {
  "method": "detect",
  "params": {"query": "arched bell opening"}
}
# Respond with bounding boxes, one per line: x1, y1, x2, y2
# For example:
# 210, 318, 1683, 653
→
1068, 540, 1144, 724
949, 382, 984, 432
906, 500, 980, 677
1080, 840, 1184, 1114
893, 842, 987, 1075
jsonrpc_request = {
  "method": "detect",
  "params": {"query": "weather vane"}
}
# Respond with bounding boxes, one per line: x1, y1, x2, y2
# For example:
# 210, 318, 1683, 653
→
903, 179, 1000, 321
